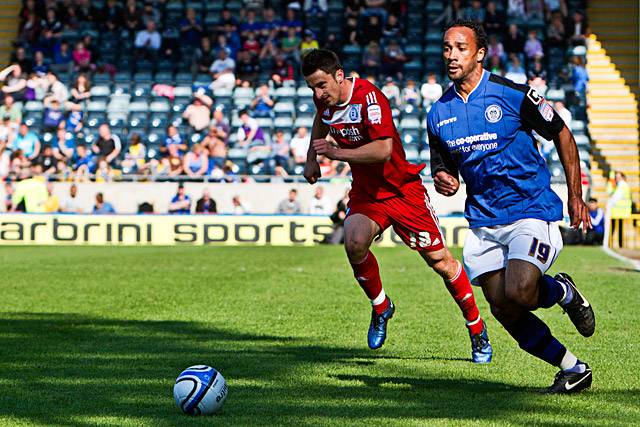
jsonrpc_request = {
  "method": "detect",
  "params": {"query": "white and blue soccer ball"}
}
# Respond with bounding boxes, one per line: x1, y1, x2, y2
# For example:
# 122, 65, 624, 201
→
173, 365, 228, 415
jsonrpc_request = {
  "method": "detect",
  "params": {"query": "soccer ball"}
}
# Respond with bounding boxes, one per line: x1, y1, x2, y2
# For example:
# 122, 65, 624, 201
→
173, 365, 228, 415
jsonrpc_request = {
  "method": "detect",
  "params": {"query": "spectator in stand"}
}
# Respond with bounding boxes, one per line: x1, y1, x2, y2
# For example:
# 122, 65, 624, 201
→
281, 27, 301, 63
10, 148, 31, 177
209, 49, 236, 92
526, 0, 545, 20
183, 143, 209, 178
464, 0, 485, 22
76, 0, 100, 26
214, 8, 239, 35
504, 24, 525, 64
271, 55, 294, 83
161, 124, 187, 158
571, 56, 588, 98
211, 107, 230, 144
344, 15, 359, 45
236, 50, 260, 86
277, 188, 302, 214
259, 28, 280, 62
382, 40, 407, 80
121, 133, 146, 174
168, 183, 191, 214
547, 13, 567, 51
61, 183, 83, 213
36, 144, 57, 175
505, 55, 527, 84
361, 15, 383, 45
44, 182, 59, 213
32, 51, 49, 76
242, 31, 261, 59
237, 109, 270, 166
0, 95, 22, 125
93, 192, 116, 214
0, 140, 10, 179
182, 90, 213, 133
202, 124, 227, 176
10, 47, 32, 74
42, 98, 64, 132
66, 73, 91, 110
123, 0, 142, 37
239, 9, 260, 39
566, 10, 588, 46
402, 79, 420, 106
483, 1, 505, 36
528, 57, 548, 95
92, 123, 121, 167
281, 5, 303, 34
508, 0, 526, 20
0, 65, 27, 101
180, 7, 203, 47
381, 77, 402, 108
134, 20, 162, 69
487, 34, 507, 67
12, 123, 40, 161
19, 12, 40, 47
192, 36, 215, 75
362, 41, 382, 77
71, 144, 97, 179
72, 41, 94, 73
382, 14, 404, 45
250, 84, 275, 118
231, 194, 249, 214
271, 129, 291, 176
101, 0, 123, 33
140, 1, 161, 28
65, 103, 84, 134
52, 40, 73, 73
285, 125, 309, 168
308, 185, 332, 215
434, 0, 465, 28
304, 0, 328, 18
300, 30, 319, 54
196, 189, 217, 213
0, 115, 15, 145
43, 71, 69, 105
585, 198, 604, 245
524, 29, 544, 62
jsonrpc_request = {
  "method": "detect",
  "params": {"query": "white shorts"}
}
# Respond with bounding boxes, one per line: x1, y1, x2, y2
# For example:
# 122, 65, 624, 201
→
463, 218, 563, 284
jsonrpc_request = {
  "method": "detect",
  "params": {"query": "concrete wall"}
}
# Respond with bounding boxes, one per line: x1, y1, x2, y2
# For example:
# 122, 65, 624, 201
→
1, 181, 571, 217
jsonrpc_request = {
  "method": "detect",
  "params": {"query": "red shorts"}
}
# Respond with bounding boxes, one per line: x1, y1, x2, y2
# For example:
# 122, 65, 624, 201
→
347, 179, 445, 252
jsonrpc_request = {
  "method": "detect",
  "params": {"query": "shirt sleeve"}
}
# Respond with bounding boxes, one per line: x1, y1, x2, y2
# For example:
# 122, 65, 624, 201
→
365, 87, 395, 141
427, 112, 459, 179
519, 86, 565, 140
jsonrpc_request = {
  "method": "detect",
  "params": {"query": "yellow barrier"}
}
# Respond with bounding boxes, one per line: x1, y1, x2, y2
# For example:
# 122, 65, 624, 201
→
0, 214, 471, 247
608, 214, 640, 250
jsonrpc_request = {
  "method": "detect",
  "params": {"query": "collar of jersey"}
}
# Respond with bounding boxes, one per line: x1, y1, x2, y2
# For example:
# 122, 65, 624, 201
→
453, 69, 486, 104
336, 77, 356, 107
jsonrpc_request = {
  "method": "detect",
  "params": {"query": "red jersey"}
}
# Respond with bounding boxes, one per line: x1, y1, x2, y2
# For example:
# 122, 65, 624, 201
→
314, 77, 424, 200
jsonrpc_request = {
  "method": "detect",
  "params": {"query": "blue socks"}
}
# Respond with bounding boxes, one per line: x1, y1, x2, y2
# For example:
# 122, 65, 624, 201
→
504, 311, 566, 367
538, 274, 572, 308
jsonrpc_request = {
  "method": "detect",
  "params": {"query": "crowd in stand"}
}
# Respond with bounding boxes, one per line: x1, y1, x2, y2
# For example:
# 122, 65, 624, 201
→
0, 0, 590, 185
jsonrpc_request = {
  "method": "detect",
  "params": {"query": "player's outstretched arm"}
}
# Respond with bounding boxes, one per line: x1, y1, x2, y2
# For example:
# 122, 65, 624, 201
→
554, 125, 591, 231
312, 137, 392, 164
304, 114, 329, 184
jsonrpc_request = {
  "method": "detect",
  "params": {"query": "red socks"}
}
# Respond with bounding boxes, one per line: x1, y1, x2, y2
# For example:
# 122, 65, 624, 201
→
351, 251, 389, 314
446, 262, 483, 335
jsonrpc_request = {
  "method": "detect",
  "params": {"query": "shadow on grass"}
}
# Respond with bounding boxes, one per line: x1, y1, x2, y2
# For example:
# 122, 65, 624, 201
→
0, 313, 637, 426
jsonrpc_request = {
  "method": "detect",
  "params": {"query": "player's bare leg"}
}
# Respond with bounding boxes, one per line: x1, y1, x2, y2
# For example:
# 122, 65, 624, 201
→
343, 214, 395, 349
480, 262, 593, 393
421, 248, 492, 363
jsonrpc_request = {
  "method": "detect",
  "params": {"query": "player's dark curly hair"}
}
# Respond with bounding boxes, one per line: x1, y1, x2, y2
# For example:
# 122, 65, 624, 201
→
444, 19, 488, 52
301, 49, 343, 77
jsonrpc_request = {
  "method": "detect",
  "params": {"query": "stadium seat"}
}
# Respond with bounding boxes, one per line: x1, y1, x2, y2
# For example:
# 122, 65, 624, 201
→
297, 87, 313, 99
256, 117, 274, 130
150, 101, 171, 113
24, 101, 43, 112
274, 102, 295, 117
274, 117, 294, 131
129, 101, 150, 113
275, 86, 296, 102
87, 101, 108, 113
400, 117, 421, 130
294, 117, 314, 128
90, 85, 111, 101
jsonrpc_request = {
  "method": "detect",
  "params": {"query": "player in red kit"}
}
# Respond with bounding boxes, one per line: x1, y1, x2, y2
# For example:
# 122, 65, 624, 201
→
301, 49, 493, 363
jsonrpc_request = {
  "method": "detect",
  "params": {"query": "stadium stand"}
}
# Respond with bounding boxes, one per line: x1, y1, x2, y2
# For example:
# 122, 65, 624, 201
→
0, 0, 593, 186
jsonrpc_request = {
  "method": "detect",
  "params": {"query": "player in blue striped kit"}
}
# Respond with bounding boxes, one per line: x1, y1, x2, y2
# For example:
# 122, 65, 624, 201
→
427, 20, 596, 394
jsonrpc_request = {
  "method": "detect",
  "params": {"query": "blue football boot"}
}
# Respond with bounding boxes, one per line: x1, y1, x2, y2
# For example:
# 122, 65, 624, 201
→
368, 298, 395, 350
469, 321, 493, 363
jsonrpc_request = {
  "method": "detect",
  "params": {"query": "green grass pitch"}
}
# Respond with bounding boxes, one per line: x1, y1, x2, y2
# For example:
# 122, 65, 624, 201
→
0, 245, 638, 426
